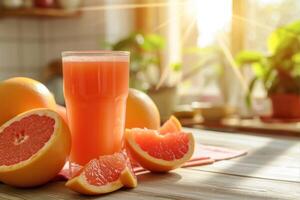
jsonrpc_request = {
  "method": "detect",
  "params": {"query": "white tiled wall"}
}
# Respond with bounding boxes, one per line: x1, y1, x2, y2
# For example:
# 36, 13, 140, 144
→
0, 14, 105, 81
0, 19, 20, 38
0, 42, 20, 68
0, 0, 135, 82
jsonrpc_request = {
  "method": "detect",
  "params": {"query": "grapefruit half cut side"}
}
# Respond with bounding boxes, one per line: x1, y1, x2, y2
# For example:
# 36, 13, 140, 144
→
0, 108, 71, 187
66, 152, 137, 195
125, 128, 195, 172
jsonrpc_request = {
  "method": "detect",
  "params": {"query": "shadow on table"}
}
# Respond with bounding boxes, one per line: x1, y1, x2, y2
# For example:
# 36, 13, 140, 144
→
137, 171, 182, 183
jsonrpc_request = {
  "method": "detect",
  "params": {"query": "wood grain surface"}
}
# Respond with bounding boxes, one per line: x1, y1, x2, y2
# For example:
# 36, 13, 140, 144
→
0, 128, 299, 200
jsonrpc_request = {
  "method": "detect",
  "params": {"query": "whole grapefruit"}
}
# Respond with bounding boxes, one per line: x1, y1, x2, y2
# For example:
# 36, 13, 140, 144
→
0, 77, 56, 126
0, 108, 71, 187
56, 104, 68, 124
125, 89, 160, 129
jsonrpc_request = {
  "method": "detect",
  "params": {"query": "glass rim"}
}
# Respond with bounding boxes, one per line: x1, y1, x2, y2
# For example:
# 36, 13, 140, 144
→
62, 50, 130, 57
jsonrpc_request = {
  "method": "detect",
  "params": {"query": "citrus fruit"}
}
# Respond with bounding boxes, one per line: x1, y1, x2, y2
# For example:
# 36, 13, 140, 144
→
56, 104, 68, 124
125, 88, 160, 129
0, 77, 56, 126
160, 115, 182, 134
125, 116, 195, 172
0, 108, 71, 187
66, 152, 137, 195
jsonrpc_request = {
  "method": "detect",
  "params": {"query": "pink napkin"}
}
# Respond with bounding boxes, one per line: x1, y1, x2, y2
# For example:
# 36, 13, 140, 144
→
56, 145, 246, 180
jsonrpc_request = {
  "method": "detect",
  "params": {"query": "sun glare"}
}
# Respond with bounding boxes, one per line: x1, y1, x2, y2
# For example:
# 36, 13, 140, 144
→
189, 0, 232, 47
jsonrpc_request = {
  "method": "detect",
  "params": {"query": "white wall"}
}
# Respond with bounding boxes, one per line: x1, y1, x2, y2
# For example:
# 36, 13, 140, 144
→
104, 0, 135, 43
0, 0, 135, 81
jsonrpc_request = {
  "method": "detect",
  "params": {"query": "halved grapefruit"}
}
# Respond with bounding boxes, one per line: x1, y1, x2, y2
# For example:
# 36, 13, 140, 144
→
125, 116, 195, 172
66, 152, 137, 195
0, 108, 71, 187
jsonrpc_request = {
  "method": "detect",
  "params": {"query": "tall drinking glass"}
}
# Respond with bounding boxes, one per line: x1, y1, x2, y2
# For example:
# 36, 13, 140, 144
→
62, 51, 129, 165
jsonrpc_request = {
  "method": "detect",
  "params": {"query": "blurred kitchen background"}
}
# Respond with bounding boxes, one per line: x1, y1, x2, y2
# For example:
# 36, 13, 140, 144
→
1, 0, 300, 133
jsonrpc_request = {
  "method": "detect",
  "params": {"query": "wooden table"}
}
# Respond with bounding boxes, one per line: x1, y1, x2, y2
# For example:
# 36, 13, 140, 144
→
181, 118, 300, 137
1, 128, 299, 199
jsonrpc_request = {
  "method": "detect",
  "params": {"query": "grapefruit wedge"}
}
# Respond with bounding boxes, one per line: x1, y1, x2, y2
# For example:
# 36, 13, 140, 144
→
66, 152, 137, 195
0, 108, 71, 187
125, 116, 195, 172
159, 115, 182, 134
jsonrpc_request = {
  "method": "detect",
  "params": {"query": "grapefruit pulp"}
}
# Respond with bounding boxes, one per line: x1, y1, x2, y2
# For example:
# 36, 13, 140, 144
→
125, 116, 195, 172
66, 152, 137, 195
0, 77, 56, 126
0, 108, 71, 187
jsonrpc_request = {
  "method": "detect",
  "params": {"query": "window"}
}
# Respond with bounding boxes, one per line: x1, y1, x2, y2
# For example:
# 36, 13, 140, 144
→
179, 0, 232, 105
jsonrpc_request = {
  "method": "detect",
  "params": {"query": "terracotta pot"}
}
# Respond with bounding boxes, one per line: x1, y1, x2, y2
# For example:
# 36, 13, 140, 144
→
147, 87, 179, 122
270, 93, 300, 118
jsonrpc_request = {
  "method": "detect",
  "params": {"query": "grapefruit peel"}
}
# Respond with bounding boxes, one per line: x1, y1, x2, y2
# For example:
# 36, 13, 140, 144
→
159, 115, 182, 134
66, 153, 137, 195
125, 128, 195, 172
0, 108, 71, 187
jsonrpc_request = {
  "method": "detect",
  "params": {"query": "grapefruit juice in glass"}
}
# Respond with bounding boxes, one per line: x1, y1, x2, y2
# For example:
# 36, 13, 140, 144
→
62, 51, 129, 165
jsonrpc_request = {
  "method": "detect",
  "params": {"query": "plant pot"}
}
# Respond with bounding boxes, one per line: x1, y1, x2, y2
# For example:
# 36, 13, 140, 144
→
147, 86, 179, 122
270, 93, 300, 118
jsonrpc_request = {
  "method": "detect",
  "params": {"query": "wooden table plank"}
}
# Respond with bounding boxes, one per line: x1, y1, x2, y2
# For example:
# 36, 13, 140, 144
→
134, 168, 300, 200
0, 128, 299, 199
187, 128, 300, 183
0, 182, 170, 200
181, 117, 300, 137
1, 168, 299, 200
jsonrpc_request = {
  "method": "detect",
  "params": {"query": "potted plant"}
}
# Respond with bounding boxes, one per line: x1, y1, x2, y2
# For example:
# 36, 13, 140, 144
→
236, 20, 300, 118
105, 33, 229, 120
104, 33, 181, 120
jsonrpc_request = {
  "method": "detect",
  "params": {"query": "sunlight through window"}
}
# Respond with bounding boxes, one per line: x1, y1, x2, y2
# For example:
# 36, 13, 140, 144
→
188, 0, 232, 47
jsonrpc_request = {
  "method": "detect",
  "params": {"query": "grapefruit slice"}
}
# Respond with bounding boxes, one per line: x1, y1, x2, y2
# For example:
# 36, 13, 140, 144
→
66, 152, 137, 195
0, 108, 71, 187
125, 128, 195, 172
159, 115, 182, 134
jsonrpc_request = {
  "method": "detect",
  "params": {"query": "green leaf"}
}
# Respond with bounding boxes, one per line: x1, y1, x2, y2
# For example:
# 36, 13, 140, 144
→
286, 20, 300, 34
100, 41, 113, 50
292, 52, 300, 63
264, 70, 277, 92
141, 34, 165, 51
252, 63, 265, 78
112, 35, 134, 50
246, 77, 258, 107
171, 62, 182, 72
235, 51, 264, 66
267, 20, 300, 54
268, 28, 283, 54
